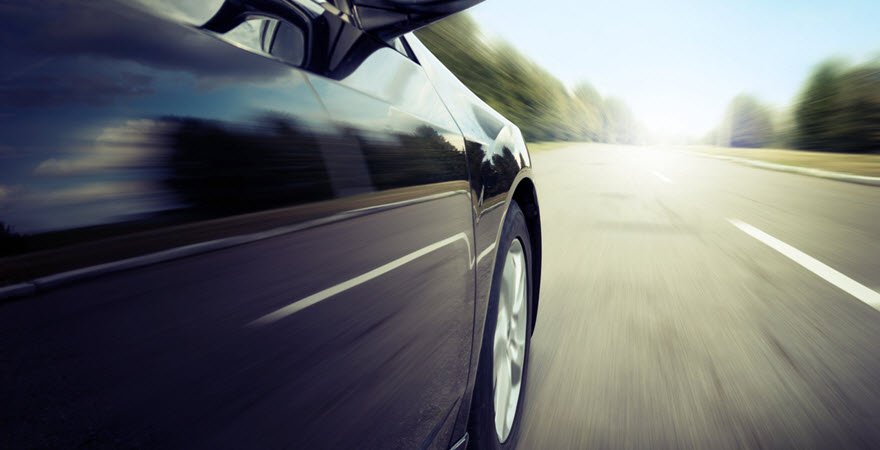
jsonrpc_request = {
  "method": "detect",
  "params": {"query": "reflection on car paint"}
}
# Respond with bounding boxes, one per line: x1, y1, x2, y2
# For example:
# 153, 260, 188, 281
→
0, 0, 537, 448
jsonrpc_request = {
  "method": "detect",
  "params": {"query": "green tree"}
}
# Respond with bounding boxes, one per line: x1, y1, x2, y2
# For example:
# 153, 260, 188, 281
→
721, 95, 775, 148
833, 64, 880, 152
793, 59, 880, 152
416, 14, 642, 144
571, 82, 604, 141
794, 60, 845, 151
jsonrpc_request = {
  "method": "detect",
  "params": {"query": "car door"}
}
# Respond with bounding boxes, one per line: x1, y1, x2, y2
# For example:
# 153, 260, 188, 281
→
297, 21, 477, 449
248, 5, 478, 448
0, 1, 474, 449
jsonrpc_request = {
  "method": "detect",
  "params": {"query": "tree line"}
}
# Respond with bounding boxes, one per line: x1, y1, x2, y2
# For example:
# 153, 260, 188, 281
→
415, 14, 642, 144
711, 58, 880, 153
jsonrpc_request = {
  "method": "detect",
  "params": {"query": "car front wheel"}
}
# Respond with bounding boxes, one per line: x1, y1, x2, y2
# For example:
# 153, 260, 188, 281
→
468, 200, 533, 449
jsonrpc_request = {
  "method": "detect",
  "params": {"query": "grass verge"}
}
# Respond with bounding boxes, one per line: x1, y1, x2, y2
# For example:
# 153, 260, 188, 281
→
684, 145, 880, 178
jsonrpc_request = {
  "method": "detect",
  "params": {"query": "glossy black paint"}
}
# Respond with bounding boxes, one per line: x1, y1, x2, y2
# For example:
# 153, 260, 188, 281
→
406, 36, 542, 443
349, 0, 484, 41
0, 1, 538, 448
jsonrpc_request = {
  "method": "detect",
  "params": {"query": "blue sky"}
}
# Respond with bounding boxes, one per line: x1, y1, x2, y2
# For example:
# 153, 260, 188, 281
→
469, 0, 880, 137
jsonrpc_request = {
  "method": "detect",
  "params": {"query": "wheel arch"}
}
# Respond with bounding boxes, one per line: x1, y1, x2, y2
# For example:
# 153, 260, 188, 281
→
509, 175, 541, 334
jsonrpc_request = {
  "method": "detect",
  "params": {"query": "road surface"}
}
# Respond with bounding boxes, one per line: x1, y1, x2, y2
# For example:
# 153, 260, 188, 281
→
518, 144, 880, 448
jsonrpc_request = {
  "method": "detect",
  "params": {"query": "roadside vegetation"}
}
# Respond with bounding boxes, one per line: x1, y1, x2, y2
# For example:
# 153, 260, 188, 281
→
708, 59, 880, 154
417, 14, 878, 178
416, 14, 643, 145
696, 59, 880, 177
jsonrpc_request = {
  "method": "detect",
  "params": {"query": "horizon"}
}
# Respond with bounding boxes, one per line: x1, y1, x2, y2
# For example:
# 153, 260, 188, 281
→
468, 0, 880, 139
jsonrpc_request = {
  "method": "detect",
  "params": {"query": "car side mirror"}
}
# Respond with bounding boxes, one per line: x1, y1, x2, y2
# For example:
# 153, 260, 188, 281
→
345, 0, 484, 40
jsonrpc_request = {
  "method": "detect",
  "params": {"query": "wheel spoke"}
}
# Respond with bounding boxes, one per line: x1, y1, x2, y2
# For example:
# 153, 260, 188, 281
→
509, 335, 523, 363
492, 238, 528, 443
510, 357, 523, 387
513, 254, 525, 312
494, 332, 507, 370
494, 352, 511, 431
503, 263, 516, 312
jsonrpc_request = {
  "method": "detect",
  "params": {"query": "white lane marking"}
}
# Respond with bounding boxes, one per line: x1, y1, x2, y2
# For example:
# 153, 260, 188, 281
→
652, 170, 673, 184
476, 242, 497, 265
729, 219, 880, 309
249, 232, 472, 326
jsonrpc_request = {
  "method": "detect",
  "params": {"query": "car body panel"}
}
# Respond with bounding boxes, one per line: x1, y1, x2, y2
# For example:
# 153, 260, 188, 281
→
0, 1, 536, 448
406, 34, 538, 443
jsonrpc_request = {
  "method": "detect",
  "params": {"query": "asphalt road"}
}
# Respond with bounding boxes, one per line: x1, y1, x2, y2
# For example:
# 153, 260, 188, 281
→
518, 144, 880, 448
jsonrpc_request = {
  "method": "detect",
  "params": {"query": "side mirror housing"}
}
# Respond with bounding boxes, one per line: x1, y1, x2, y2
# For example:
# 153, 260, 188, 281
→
347, 0, 484, 40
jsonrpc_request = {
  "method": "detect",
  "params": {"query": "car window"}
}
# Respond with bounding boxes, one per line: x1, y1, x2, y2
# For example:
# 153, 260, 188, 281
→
389, 36, 418, 64
222, 16, 306, 67
268, 21, 306, 66
259, 18, 280, 51
390, 37, 407, 55
399, 36, 418, 63
224, 18, 268, 54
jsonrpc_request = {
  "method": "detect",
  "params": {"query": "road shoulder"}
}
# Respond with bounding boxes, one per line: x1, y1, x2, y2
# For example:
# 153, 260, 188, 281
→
680, 146, 880, 187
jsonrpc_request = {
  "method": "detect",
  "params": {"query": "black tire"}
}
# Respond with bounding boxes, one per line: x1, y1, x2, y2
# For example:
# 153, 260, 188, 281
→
468, 200, 533, 450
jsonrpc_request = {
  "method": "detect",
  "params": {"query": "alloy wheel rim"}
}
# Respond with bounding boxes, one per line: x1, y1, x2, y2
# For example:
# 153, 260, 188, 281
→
493, 238, 527, 443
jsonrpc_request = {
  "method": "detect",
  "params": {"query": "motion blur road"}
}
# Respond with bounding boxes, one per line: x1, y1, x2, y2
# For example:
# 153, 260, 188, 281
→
519, 144, 880, 448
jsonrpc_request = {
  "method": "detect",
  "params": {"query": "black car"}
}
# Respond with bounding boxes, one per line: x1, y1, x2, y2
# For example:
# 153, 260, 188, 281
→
0, 1, 541, 448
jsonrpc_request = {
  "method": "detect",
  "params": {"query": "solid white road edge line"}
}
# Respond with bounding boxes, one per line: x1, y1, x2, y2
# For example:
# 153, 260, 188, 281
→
248, 232, 472, 327
652, 170, 673, 184
729, 219, 880, 309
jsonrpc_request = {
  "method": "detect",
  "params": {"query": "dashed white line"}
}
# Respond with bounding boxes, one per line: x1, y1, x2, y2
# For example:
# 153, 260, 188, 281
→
652, 170, 673, 184
729, 219, 880, 310
248, 232, 472, 326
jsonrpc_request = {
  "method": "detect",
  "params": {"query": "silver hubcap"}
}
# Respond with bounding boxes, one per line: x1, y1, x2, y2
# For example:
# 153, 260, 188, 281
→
493, 238, 527, 443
